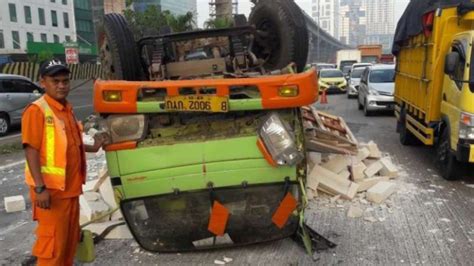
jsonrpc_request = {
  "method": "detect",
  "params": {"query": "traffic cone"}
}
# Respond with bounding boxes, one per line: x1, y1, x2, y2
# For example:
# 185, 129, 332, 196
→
320, 89, 328, 104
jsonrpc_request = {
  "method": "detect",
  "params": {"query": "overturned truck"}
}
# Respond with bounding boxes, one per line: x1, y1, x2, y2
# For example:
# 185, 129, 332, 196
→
91, 0, 330, 253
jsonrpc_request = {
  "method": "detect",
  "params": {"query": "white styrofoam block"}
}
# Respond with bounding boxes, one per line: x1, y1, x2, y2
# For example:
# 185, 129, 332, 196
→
4, 195, 26, 213
367, 181, 397, 204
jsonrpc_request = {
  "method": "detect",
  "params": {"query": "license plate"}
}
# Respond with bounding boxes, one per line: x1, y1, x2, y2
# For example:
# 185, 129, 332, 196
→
164, 95, 228, 112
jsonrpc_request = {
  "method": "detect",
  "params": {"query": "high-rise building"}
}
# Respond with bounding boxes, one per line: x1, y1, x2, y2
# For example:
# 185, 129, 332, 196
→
132, 0, 197, 16
313, 0, 395, 52
104, 0, 126, 14
0, 0, 76, 57
312, 0, 339, 40
363, 0, 395, 52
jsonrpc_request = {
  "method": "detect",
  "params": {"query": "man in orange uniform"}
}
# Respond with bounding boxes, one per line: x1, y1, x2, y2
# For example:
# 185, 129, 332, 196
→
22, 59, 108, 266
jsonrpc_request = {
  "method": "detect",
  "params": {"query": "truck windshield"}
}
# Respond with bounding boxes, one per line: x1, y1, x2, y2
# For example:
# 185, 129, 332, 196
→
369, 69, 395, 83
351, 68, 365, 78
320, 70, 344, 78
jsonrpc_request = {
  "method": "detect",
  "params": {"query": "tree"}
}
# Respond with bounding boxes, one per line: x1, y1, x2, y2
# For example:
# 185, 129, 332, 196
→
123, 6, 195, 39
204, 17, 233, 29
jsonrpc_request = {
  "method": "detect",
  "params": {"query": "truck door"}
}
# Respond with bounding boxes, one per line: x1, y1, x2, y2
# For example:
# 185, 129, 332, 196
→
441, 38, 470, 150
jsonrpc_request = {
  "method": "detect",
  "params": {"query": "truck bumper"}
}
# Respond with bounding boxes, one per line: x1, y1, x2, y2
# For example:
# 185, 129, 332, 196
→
456, 142, 474, 163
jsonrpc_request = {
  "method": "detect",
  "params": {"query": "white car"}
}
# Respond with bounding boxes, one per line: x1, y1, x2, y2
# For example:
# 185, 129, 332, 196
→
357, 65, 396, 116
347, 67, 368, 98
0, 74, 43, 136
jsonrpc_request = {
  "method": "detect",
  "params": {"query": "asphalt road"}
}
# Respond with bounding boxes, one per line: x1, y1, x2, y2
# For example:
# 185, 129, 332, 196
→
0, 94, 473, 265
0, 79, 95, 145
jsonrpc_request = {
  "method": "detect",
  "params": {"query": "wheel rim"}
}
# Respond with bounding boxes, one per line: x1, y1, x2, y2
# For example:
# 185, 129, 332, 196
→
0, 118, 8, 134
99, 35, 116, 80
254, 20, 279, 66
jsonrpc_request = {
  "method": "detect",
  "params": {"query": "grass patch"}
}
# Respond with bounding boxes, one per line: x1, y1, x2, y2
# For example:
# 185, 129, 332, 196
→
0, 142, 23, 155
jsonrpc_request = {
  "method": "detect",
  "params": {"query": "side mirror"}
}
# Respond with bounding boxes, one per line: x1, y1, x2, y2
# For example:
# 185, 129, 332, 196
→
444, 52, 459, 76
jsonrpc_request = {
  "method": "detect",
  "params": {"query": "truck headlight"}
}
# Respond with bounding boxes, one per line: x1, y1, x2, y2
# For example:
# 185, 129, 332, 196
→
107, 114, 146, 143
459, 112, 474, 139
258, 113, 303, 166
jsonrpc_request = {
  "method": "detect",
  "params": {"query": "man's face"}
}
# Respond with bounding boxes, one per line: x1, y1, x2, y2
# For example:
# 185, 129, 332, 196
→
40, 73, 71, 102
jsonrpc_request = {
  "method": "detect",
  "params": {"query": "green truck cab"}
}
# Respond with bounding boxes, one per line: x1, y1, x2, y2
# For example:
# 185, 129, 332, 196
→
393, 1, 474, 180
90, 0, 324, 253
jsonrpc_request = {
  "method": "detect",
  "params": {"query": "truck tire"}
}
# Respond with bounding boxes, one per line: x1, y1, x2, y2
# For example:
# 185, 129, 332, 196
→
436, 128, 462, 180
249, 0, 308, 72
98, 13, 145, 81
0, 113, 10, 137
399, 109, 419, 145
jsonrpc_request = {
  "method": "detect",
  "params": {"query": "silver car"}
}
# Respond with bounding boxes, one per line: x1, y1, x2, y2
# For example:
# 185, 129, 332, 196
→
357, 65, 396, 116
347, 67, 367, 98
0, 74, 43, 136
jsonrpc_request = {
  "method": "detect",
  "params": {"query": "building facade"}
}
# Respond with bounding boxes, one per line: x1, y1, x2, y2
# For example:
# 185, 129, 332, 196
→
132, 0, 197, 16
312, 0, 395, 52
0, 0, 76, 55
364, 0, 395, 52
312, 0, 339, 41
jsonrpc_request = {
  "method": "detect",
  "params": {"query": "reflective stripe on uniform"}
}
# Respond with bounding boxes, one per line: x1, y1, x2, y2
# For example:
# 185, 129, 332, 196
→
41, 166, 66, 176
37, 98, 66, 176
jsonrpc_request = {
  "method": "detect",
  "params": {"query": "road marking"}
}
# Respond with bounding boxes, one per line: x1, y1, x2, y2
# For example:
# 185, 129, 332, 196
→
74, 104, 93, 109
0, 160, 26, 171
0, 133, 21, 141
0, 221, 29, 236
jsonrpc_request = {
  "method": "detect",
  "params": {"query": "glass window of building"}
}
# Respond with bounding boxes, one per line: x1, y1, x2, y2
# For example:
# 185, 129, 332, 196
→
41, 33, 47, 43
65, 35, 71, 42
12, 31, 20, 49
75, 0, 90, 9
38, 8, 46, 25
51, 10, 58, 27
62, 0, 67, 4
53, 34, 60, 43
24, 6, 32, 24
51, 0, 55, 2
9, 3, 17, 22
0, 30, 4, 49
63, 12, 69, 28
27, 32, 34, 42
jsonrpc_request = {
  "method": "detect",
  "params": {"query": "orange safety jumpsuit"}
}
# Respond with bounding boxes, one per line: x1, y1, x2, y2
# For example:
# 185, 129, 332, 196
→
22, 94, 86, 266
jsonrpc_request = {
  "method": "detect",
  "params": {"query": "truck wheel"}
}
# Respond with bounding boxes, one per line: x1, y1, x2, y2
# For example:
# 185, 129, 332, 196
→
249, 0, 308, 72
98, 13, 145, 81
0, 113, 10, 137
436, 128, 462, 180
399, 109, 418, 145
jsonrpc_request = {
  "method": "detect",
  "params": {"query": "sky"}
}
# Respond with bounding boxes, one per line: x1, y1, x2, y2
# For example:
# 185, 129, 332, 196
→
196, 0, 410, 29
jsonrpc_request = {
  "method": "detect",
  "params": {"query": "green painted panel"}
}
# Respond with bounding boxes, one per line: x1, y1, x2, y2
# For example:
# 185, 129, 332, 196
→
136, 99, 262, 113
105, 151, 121, 177
120, 159, 296, 199
116, 136, 262, 175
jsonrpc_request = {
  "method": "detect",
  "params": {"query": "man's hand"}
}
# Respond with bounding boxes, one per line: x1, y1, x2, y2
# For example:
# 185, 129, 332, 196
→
35, 190, 51, 209
85, 132, 111, 153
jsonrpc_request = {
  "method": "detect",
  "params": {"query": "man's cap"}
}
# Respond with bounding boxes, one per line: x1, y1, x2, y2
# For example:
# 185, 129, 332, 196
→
40, 59, 70, 77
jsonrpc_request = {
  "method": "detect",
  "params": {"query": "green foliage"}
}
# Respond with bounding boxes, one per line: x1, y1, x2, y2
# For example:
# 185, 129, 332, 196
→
204, 17, 233, 29
38, 50, 54, 63
124, 6, 195, 39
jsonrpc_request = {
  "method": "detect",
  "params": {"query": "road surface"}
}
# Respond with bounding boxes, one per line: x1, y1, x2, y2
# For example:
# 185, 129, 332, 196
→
0, 94, 473, 265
